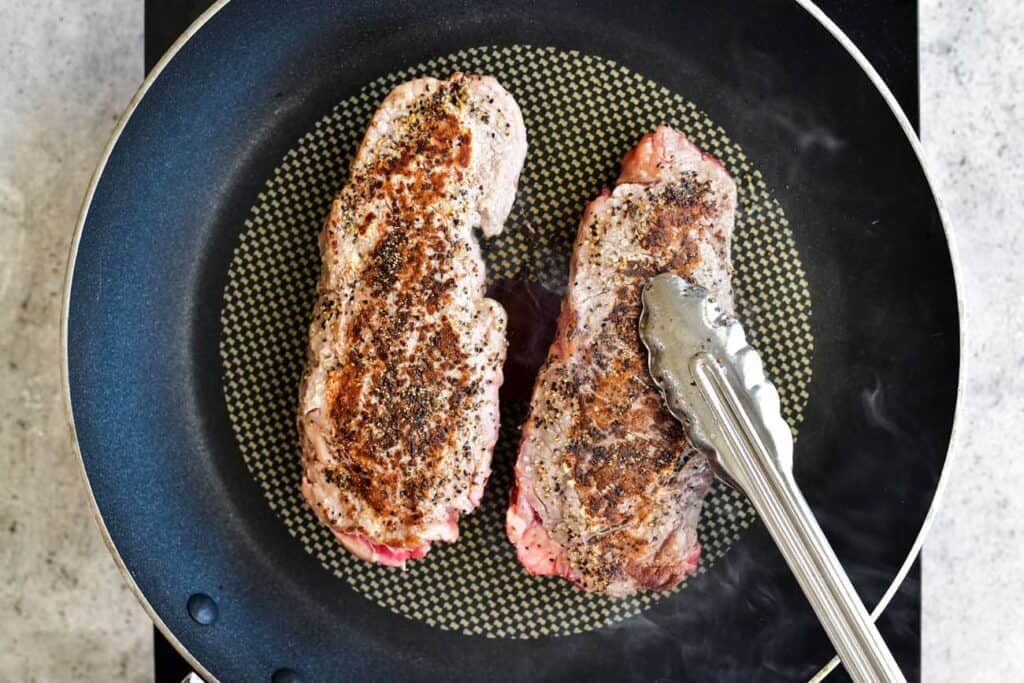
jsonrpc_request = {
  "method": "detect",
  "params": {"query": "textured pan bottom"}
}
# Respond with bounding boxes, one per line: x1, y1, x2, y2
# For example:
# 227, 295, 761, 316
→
220, 44, 813, 639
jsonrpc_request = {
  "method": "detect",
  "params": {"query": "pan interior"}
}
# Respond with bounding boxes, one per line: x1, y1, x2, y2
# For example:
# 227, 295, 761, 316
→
220, 44, 813, 638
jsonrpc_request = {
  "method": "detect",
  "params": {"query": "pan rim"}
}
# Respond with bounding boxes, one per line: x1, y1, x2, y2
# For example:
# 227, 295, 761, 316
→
59, 1, 964, 680
61, 3, 233, 680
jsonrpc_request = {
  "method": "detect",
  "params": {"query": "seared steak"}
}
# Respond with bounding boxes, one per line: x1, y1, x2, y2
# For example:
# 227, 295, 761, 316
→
299, 74, 527, 567
507, 126, 736, 595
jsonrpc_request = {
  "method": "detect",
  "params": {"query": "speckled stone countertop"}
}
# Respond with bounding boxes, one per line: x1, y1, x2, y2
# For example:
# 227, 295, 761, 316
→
919, 1, 1024, 679
0, 2, 150, 681
0, 1, 1020, 680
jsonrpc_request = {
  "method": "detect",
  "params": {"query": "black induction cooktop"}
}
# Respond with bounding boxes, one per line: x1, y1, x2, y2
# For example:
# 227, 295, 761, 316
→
143, 1, 923, 680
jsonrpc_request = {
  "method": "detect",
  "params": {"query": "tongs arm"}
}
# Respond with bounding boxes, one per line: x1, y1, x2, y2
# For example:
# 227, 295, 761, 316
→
693, 355, 905, 683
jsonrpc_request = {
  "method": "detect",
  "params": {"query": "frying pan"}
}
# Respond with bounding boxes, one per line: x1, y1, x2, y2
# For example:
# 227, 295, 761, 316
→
63, 0, 961, 680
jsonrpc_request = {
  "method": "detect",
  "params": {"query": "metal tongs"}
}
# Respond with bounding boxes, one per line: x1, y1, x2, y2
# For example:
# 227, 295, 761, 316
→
639, 273, 906, 683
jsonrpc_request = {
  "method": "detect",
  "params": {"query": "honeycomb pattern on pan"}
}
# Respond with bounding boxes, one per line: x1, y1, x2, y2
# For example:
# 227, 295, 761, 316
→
220, 45, 814, 639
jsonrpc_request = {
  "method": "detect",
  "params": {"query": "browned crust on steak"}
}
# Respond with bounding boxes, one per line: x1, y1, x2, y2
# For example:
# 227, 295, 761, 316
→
300, 74, 526, 557
322, 82, 476, 535
510, 127, 734, 594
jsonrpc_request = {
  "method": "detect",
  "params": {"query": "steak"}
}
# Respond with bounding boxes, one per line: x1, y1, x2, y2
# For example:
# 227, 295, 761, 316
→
506, 126, 736, 595
299, 74, 527, 567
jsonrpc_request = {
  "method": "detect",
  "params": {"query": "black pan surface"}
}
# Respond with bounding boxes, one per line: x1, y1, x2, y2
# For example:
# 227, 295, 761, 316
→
65, 0, 960, 680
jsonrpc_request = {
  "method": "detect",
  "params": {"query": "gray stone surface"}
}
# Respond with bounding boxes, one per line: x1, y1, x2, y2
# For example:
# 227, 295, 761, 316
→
0, 1, 1020, 680
0, 2, 150, 681
919, 0, 1024, 680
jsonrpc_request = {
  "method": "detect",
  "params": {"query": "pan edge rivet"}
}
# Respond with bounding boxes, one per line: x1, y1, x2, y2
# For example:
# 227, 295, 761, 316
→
271, 668, 300, 683
186, 593, 218, 625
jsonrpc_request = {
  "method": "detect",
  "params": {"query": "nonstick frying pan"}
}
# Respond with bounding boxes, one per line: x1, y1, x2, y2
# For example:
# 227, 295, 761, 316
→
63, 1, 961, 680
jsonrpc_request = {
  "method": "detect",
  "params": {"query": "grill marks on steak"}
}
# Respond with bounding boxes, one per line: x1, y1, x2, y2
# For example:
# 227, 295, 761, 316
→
507, 126, 736, 595
299, 74, 526, 567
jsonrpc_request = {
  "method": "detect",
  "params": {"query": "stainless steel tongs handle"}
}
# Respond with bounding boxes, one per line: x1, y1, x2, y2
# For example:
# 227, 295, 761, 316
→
693, 354, 906, 683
